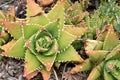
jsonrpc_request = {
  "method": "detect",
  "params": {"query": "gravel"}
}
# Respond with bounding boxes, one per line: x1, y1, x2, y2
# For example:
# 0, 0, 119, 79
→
0, 57, 26, 80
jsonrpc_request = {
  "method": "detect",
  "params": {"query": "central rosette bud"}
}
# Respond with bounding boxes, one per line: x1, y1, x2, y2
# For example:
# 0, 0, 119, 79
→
26, 29, 58, 56
35, 36, 52, 52
105, 60, 120, 79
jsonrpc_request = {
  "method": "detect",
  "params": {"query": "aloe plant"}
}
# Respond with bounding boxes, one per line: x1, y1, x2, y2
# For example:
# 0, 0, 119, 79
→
64, 0, 89, 25
71, 25, 120, 80
0, 0, 88, 80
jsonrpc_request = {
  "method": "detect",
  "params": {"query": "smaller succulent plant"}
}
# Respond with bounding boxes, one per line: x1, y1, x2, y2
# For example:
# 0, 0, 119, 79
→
0, 0, 88, 80
71, 25, 120, 80
64, 0, 88, 25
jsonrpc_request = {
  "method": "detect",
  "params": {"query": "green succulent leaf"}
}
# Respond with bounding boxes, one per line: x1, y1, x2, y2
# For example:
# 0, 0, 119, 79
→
47, 1, 65, 30
0, 11, 5, 20
86, 50, 108, 63
87, 62, 103, 80
85, 39, 103, 51
58, 30, 75, 52
71, 59, 92, 73
106, 44, 120, 60
64, 25, 88, 38
28, 14, 49, 26
26, 0, 43, 18
23, 24, 41, 39
2, 21, 22, 40
24, 50, 43, 77
45, 20, 59, 38
103, 25, 119, 50
56, 46, 83, 63
104, 68, 114, 80
1, 37, 25, 59
37, 54, 57, 71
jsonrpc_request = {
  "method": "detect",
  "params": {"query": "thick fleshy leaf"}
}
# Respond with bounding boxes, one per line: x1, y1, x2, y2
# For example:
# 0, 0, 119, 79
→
45, 20, 59, 38
24, 70, 39, 80
24, 50, 43, 77
66, 2, 82, 18
0, 31, 10, 46
37, 54, 57, 71
47, 1, 65, 30
0, 40, 15, 54
106, 44, 120, 60
86, 50, 108, 62
0, 11, 5, 19
56, 46, 84, 62
58, 31, 76, 52
103, 25, 119, 50
23, 24, 41, 39
104, 68, 114, 80
1, 37, 25, 59
28, 14, 49, 26
87, 63, 103, 80
40, 69, 51, 80
71, 12, 86, 24
64, 0, 72, 10
85, 39, 103, 51
25, 35, 36, 54
64, 25, 88, 38
97, 24, 109, 41
2, 21, 22, 40
27, 0, 43, 18
70, 59, 92, 73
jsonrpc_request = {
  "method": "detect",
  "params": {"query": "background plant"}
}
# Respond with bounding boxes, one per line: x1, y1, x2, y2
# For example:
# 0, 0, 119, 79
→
71, 24, 120, 80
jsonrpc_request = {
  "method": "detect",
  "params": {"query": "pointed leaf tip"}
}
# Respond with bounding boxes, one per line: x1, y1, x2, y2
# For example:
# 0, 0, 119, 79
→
103, 25, 119, 50
57, 46, 84, 63
24, 50, 43, 77
71, 59, 92, 74
40, 70, 51, 80
47, 1, 65, 30
27, 0, 43, 18
64, 25, 88, 38
2, 21, 22, 40
1, 37, 25, 59
24, 70, 39, 80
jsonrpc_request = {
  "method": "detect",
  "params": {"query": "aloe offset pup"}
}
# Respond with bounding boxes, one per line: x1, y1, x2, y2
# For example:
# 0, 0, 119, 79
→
71, 25, 120, 80
0, 0, 88, 80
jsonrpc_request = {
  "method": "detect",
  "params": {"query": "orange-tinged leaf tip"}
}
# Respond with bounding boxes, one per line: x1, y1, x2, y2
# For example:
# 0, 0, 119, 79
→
0, 40, 15, 56
27, 0, 43, 17
70, 64, 83, 74
41, 70, 51, 80
24, 68, 39, 80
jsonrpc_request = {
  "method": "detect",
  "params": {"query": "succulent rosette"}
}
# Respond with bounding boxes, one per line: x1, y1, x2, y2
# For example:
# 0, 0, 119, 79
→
71, 25, 120, 80
0, 0, 88, 80
64, 0, 87, 25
